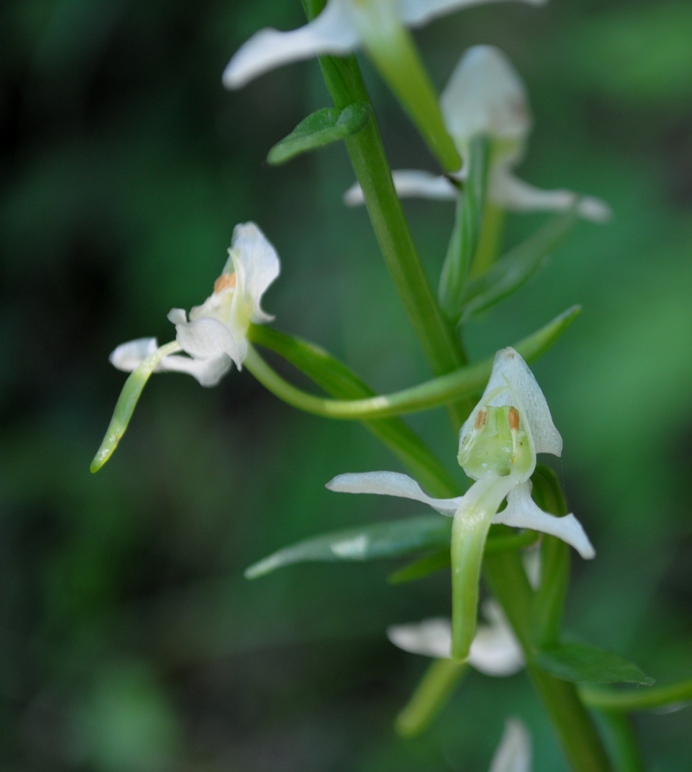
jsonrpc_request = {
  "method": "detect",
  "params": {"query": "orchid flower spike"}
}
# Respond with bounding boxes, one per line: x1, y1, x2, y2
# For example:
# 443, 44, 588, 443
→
388, 599, 524, 676
344, 45, 611, 222
489, 719, 531, 772
91, 223, 279, 473
326, 347, 594, 660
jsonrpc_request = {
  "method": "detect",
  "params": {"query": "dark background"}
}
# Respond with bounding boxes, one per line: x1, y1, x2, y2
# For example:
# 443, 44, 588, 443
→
2, 0, 691, 769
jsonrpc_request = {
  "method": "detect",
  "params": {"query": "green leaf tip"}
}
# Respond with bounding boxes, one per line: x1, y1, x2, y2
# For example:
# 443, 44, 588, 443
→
534, 642, 655, 686
245, 515, 453, 579
267, 102, 371, 165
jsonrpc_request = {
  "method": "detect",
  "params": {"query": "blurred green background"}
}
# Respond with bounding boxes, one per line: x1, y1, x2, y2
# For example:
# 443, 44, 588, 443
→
2, 0, 691, 769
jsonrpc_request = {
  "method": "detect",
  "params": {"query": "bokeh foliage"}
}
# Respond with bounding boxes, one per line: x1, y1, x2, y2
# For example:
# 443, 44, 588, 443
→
1, 0, 691, 769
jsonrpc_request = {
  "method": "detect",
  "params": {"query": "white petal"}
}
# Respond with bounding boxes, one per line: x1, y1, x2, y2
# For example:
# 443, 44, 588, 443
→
157, 353, 232, 387
489, 719, 531, 772
493, 172, 612, 222
441, 46, 531, 150
399, 0, 545, 27
387, 618, 452, 659
469, 600, 524, 676
167, 308, 187, 325
344, 170, 458, 207
222, 2, 359, 89
459, 347, 562, 463
229, 222, 280, 324
389, 170, 459, 200
109, 337, 159, 372
325, 471, 461, 516
173, 316, 243, 367
494, 482, 595, 559
343, 182, 367, 207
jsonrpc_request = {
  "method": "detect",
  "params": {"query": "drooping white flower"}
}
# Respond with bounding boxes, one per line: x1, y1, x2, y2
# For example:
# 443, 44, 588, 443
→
388, 599, 524, 676
344, 45, 611, 222
110, 222, 280, 388
489, 719, 531, 772
223, 1, 545, 90
327, 348, 594, 660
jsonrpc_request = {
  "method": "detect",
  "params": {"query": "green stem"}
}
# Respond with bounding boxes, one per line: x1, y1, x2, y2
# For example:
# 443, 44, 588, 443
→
302, 5, 471, 424
395, 658, 467, 738
580, 678, 692, 712
353, 5, 460, 172
597, 711, 646, 772
246, 306, 580, 420
484, 550, 612, 771
531, 465, 571, 647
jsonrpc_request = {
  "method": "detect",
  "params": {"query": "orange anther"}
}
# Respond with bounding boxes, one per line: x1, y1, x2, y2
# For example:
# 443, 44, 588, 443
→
508, 406, 520, 432
475, 409, 487, 430
214, 272, 237, 293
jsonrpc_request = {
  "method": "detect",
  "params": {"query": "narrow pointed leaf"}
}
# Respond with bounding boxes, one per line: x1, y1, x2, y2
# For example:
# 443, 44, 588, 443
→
245, 516, 453, 579
534, 642, 655, 686
267, 103, 370, 165
460, 208, 578, 319
439, 135, 490, 320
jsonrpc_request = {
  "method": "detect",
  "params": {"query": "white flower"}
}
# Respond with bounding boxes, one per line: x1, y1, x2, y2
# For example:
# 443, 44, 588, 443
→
327, 347, 595, 559
223, 0, 545, 90
110, 222, 280, 387
344, 45, 611, 222
327, 347, 593, 660
490, 719, 531, 772
388, 599, 524, 675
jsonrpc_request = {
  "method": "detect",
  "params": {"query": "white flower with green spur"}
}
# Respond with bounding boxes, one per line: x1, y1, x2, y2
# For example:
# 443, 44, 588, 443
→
223, 1, 545, 90
327, 347, 594, 660
388, 599, 524, 675
110, 222, 280, 387
344, 45, 611, 222
91, 223, 280, 472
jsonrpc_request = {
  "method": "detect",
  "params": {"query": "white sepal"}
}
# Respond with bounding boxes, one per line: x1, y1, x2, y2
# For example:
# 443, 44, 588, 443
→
494, 481, 595, 559
109, 336, 231, 387
387, 601, 523, 676
110, 338, 159, 372
170, 312, 241, 364
229, 222, 281, 325
469, 600, 524, 676
459, 347, 562, 470
344, 170, 459, 207
222, 1, 358, 89
325, 471, 461, 516
400, 0, 545, 27
387, 618, 452, 659
489, 719, 531, 772
494, 172, 613, 222
441, 45, 531, 159
158, 352, 232, 387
